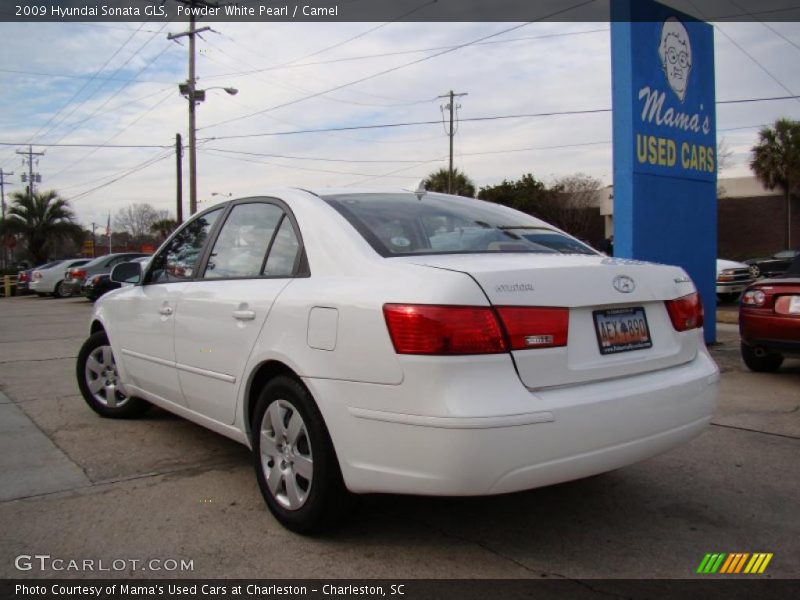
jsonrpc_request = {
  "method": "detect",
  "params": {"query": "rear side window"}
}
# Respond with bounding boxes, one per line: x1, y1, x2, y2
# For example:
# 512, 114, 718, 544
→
322, 193, 589, 257
148, 208, 224, 283
264, 217, 300, 277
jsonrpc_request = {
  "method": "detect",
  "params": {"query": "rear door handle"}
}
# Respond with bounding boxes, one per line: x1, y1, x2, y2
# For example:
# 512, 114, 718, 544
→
233, 309, 256, 321
159, 306, 173, 316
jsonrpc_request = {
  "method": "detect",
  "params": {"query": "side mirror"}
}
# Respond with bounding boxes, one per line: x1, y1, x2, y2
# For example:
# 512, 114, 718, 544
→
110, 262, 142, 285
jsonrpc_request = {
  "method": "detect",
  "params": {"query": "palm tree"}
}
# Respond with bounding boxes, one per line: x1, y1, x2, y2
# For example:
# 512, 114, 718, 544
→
0, 190, 82, 265
750, 118, 800, 249
423, 167, 476, 197
149, 218, 178, 241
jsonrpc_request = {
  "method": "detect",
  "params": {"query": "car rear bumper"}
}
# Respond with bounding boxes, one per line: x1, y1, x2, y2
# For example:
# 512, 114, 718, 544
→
305, 349, 719, 496
740, 312, 800, 353
716, 281, 751, 294
62, 279, 83, 294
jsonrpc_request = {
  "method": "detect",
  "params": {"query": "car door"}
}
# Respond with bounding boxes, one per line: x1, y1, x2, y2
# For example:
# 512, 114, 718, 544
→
112, 207, 225, 405
173, 199, 305, 424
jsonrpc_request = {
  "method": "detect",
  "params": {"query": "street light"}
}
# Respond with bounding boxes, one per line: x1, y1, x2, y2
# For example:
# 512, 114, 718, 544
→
179, 82, 239, 217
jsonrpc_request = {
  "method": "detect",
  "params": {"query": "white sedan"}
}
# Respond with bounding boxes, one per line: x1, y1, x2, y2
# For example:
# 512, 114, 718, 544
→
29, 258, 90, 297
76, 189, 719, 533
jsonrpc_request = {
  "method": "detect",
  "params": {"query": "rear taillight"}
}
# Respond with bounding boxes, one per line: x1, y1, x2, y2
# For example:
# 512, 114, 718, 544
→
92, 275, 102, 285
495, 306, 569, 349
742, 289, 766, 307
18, 272, 28, 282
383, 304, 507, 355
32, 271, 42, 279
665, 292, 704, 331
71, 269, 87, 280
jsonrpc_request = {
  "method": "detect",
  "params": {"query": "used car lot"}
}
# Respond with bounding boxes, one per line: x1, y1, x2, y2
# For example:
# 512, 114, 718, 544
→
0, 294, 797, 579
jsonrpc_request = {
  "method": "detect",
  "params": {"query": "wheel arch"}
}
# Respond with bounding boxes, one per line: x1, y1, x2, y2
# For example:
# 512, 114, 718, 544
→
90, 320, 106, 335
244, 360, 303, 440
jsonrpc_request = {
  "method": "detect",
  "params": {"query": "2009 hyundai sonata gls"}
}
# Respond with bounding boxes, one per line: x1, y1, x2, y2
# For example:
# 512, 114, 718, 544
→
76, 189, 719, 532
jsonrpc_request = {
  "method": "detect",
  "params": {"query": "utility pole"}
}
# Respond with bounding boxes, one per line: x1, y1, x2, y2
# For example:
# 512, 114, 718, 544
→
169, 2, 237, 217
15, 146, 44, 196
91, 222, 97, 258
437, 90, 467, 194
0, 168, 13, 221
0, 169, 13, 269
175, 133, 184, 225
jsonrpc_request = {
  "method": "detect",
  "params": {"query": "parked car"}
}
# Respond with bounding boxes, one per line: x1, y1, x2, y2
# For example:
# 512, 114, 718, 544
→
76, 190, 719, 533
739, 255, 800, 372
716, 258, 754, 302
16, 262, 54, 295
744, 249, 799, 278
83, 256, 151, 301
63, 252, 149, 297
29, 258, 91, 297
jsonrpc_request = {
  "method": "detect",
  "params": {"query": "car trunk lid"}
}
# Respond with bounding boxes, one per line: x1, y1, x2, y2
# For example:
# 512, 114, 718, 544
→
393, 253, 702, 389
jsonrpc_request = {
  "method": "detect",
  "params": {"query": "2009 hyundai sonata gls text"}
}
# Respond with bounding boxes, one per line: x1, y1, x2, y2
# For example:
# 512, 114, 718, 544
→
76, 189, 719, 532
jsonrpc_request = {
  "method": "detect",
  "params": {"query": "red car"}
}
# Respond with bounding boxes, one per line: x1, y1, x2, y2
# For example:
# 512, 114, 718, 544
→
739, 257, 800, 372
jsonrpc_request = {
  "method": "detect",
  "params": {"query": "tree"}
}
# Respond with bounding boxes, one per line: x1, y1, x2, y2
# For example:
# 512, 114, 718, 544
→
478, 173, 551, 213
423, 168, 476, 197
114, 203, 170, 240
548, 173, 603, 241
150, 218, 178, 241
0, 190, 82, 265
750, 118, 800, 249
478, 172, 603, 243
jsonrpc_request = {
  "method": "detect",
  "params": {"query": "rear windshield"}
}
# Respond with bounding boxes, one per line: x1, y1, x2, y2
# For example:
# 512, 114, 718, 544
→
323, 193, 598, 257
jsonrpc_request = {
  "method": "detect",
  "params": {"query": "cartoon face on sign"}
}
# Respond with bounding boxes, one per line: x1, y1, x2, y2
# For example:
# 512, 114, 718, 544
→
659, 16, 692, 102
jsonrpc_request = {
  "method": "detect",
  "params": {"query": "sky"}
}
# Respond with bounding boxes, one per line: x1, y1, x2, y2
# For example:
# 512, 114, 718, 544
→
1, 6, 800, 229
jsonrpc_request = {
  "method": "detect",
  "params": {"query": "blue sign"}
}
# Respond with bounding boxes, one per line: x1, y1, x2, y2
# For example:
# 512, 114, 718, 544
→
612, 0, 717, 343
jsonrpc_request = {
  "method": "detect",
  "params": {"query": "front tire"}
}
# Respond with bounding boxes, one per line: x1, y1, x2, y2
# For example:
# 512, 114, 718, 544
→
741, 343, 783, 373
76, 331, 150, 418
252, 376, 354, 534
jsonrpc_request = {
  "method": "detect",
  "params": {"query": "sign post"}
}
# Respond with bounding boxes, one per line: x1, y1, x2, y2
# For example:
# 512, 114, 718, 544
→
611, 0, 717, 343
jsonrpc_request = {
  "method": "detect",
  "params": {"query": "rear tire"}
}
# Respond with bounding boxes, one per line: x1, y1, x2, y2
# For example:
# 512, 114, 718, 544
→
741, 343, 783, 373
53, 280, 72, 298
76, 331, 150, 418
252, 376, 355, 534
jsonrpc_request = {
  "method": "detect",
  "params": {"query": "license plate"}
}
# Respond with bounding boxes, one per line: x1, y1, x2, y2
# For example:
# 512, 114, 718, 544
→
593, 307, 652, 355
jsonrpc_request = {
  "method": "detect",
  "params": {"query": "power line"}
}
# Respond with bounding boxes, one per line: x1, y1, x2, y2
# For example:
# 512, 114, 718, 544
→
47, 90, 176, 182
199, 94, 800, 142
213, 0, 437, 76
199, 147, 440, 178
0, 142, 172, 148
199, 37, 433, 108
0, 21, 150, 169
0, 67, 173, 85
199, 0, 597, 131
67, 151, 173, 201
47, 42, 174, 147
685, 0, 800, 105
202, 148, 429, 163
202, 28, 610, 79
725, 0, 800, 54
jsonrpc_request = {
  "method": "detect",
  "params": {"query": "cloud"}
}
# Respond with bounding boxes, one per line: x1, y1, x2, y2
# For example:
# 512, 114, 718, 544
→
0, 17, 798, 228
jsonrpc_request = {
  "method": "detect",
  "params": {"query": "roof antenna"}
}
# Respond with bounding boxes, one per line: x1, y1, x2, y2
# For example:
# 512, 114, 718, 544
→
414, 179, 427, 201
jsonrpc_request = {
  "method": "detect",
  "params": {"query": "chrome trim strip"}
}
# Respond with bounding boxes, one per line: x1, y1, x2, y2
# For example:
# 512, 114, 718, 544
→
175, 362, 236, 384
348, 407, 554, 429
120, 349, 236, 384
121, 348, 174, 368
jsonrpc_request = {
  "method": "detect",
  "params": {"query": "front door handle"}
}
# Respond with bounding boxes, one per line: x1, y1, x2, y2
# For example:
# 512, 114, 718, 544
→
233, 309, 256, 321
159, 306, 173, 316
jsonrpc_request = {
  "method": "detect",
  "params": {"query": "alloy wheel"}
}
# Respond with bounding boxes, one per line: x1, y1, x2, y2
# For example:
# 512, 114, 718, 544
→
83, 345, 128, 408
259, 399, 314, 510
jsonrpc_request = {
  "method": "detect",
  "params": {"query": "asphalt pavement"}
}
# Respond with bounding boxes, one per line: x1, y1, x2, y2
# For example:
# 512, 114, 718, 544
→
0, 295, 797, 579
